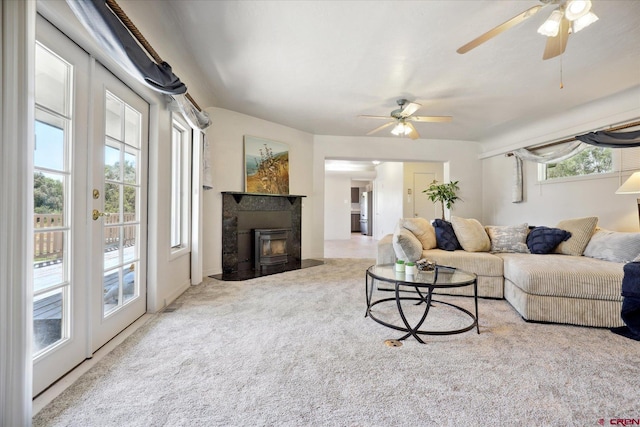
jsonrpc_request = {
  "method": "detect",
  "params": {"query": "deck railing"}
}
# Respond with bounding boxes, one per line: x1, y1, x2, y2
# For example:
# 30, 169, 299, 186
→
34, 213, 136, 262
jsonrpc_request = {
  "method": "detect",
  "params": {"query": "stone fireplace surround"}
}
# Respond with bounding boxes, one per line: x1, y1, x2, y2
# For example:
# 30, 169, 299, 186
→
214, 192, 322, 281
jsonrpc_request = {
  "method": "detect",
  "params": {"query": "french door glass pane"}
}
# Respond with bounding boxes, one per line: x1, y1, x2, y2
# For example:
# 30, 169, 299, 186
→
33, 288, 66, 354
124, 150, 137, 184
104, 226, 120, 271
35, 45, 70, 115
123, 224, 138, 265
124, 184, 137, 218
34, 112, 65, 171
124, 106, 140, 148
105, 144, 121, 181
104, 182, 120, 216
105, 94, 123, 140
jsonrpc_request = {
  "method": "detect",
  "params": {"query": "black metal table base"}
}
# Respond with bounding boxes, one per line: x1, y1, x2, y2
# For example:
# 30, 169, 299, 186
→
365, 269, 479, 344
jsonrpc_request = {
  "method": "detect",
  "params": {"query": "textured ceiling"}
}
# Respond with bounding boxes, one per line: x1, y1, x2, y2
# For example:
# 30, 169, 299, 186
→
165, 0, 640, 143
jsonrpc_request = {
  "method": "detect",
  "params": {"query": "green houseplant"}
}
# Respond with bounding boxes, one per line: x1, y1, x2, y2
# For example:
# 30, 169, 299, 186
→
422, 180, 461, 220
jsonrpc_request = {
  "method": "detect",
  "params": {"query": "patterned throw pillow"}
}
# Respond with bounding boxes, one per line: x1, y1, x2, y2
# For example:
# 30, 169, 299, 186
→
583, 229, 640, 263
485, 224, 530, 253
450, 216, 491, 252
392, 226, 423, 262
554, 216, 599, 256
432, 219, 462, 251
526, 226, 572, 254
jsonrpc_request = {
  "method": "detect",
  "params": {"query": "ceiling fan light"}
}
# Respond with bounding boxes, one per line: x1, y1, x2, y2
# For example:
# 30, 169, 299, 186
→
537, 9, 563, 37
565, 0, 592, 21
391, 122, 411, 136
571, 11, 599, 33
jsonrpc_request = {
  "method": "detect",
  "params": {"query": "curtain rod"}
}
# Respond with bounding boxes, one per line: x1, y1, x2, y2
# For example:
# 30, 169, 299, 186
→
105, 0, 203, 112
506, 119, 640, 156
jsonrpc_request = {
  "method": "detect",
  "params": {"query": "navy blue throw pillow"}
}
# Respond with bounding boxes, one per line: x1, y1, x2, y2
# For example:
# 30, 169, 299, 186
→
526, 226, 572, 254
432, 219, 462, 251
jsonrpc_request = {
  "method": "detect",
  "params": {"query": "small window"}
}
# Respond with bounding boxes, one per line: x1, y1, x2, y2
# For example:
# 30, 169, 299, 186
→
170, 117, 191, 252
541, 146, 613, 181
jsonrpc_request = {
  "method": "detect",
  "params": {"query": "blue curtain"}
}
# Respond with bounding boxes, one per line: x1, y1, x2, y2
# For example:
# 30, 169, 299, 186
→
66, 0, 187, 95
575, 129, 640, 148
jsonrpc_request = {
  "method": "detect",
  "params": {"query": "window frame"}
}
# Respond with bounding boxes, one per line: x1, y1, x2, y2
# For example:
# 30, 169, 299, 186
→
169, 114, 192, 258
537, 145, 619, 184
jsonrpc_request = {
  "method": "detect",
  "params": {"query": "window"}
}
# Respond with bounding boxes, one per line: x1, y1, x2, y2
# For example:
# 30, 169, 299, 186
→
170, 117, 191, 253
540, 146, 613, 181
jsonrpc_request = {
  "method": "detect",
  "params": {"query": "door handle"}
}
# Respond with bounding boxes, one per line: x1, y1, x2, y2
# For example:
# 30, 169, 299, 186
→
92, 209, 110, 221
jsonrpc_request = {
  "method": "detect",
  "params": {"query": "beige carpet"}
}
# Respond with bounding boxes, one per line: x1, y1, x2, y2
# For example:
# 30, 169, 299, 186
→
34, 259, 640, 426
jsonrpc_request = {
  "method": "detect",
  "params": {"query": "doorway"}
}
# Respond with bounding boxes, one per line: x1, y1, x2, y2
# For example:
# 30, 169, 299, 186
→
32, 15, 148, 396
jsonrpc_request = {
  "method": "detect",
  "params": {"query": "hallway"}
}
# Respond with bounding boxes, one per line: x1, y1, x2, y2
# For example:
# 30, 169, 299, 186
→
324, 233, 378, 259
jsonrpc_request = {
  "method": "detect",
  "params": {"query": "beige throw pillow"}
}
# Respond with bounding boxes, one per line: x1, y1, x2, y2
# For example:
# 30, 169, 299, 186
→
450, 216, 491, 252
398, 217, 437, 250
554, 216, 598, 256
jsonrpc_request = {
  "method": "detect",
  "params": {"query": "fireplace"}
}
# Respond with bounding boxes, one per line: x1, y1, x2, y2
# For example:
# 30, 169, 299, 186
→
254, 228, 290, 270
215, 192, 322, 281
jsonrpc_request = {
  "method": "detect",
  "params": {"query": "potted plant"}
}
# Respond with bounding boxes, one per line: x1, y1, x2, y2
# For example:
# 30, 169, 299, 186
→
422, 180, 461, 220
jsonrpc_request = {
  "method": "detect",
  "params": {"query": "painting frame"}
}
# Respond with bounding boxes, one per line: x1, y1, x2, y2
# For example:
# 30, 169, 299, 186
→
244, 135, 290, 195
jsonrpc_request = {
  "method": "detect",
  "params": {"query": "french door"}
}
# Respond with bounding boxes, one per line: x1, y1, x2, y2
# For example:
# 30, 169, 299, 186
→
32, 15, 148, 396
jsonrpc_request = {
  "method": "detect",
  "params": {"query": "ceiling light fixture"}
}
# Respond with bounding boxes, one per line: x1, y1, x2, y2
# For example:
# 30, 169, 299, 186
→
537, 9, 564, 37
391, 121, 411, 136
564, 0, 592, 21
537, 0, 598, 38
571, 11, 599, 33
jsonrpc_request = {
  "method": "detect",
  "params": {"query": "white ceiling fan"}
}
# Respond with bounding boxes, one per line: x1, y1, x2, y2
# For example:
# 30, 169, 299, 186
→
359, 99, 453, 140
457, 0, 599, 60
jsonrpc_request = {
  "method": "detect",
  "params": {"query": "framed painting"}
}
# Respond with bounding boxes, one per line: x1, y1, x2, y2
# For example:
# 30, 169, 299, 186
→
244, 135, 289, 195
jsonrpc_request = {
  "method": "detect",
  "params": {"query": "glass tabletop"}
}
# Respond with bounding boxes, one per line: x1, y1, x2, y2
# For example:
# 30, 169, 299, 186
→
367, 264, 476, 288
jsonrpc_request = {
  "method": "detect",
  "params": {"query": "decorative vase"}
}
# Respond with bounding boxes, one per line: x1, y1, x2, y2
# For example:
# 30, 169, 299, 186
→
405, 263, 417, 275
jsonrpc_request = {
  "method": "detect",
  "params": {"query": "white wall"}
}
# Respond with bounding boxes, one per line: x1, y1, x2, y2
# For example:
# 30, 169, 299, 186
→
482, 153, 639, 231
374, 162, 404, 239
314, 135, 483, 248
324, 175, 352, 239
202, 107, 315, 276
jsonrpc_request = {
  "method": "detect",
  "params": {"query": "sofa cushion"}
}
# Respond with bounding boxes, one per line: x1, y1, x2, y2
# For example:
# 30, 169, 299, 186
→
485, 223, 530, 254
398, 217, 436, 250
392, 226, 423, 262
526, 226, 572, 254
554, 216, 598, 256
451, 216, 491, 252
583, 229, 640, 263
432, 219, 462, 251
500, 253, 624, 301
423, 249, 503, 277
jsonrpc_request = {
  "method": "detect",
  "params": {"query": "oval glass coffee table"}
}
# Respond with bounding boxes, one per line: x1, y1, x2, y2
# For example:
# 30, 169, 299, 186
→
365, 264, 479, 344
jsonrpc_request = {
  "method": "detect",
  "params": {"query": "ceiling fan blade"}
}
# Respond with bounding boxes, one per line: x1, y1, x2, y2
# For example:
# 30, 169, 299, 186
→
399, 102, 421, 117
409, 116, 453, 123
358, 115, 393, 120
406, 122, 420, 140
457, 5, 544, 54
366, 121, 395, 136
543, 17, 571, 60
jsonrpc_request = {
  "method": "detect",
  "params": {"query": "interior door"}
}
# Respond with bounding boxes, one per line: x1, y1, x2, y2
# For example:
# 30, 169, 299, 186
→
32, 15, 148, 396
413, 172, 436, 220
90, 63, 148, 351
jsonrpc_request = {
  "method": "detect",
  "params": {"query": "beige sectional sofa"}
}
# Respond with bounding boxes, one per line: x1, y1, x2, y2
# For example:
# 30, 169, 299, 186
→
377, 216, 639, 328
